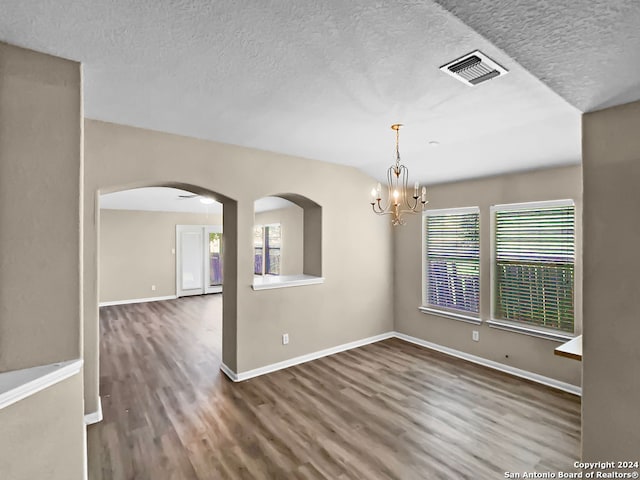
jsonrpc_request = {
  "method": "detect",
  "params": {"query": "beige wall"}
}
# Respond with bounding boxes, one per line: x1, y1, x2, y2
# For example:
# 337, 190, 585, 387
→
84, 119, 394, 413
255, 205, 304, 275
394, 165, 582, 387
582, 100, 640, 459
100, 209, 222, 302
0, 42, 82, 371
0, 374, 85, 480
0, 42, 85, 479
99, 205, 304, 303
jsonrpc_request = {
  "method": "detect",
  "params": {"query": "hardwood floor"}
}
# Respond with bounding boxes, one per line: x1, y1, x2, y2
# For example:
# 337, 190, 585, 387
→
88, 295, 581, 479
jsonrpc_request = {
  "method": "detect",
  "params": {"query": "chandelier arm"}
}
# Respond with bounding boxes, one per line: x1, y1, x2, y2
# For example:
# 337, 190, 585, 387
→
371, 202, 385, 214
372, 199, 399, 215
407, 189, 419, 211
372, 208, 395, 216
386, 165, 396, 208
401, 164, 411, 209
376, 195, 387, 213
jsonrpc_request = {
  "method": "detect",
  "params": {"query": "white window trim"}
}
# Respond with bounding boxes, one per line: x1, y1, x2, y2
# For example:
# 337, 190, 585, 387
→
421, 206, 481, 320
423, 206, 481, 217
418, 306, 482, 325
486, 319, 574, 342
489, 199, 576, 338
491, 198, 575, 212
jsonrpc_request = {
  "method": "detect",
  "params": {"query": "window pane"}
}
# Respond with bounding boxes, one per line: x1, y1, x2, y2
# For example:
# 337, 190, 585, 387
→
265, 225, 281, 275
254, 248, 263, 275
254, 226, 264, 275
209, 232, 223, 286
266, 247, 280, 275
425, 210, 480, 314
494, 204, 575, 332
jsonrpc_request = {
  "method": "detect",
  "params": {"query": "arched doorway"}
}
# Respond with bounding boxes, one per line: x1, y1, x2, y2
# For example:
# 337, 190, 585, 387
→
84, 181, 239, 420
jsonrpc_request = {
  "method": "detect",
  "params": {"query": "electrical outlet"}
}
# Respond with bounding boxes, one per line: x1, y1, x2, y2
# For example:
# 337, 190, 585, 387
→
282, 333, 289, 345
171, 248, 175, 255
472, 330, 479, 342
151, 285, 156, 291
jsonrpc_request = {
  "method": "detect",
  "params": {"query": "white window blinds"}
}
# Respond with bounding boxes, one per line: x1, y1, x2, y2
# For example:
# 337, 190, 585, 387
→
424, 208, 480, 315
493, 201, 575, 333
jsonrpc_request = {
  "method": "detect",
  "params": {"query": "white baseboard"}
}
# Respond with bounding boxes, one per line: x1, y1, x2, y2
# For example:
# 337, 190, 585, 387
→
83, 423, 88, 480
219, 331, 581, 396
220, 363, 238, 381
220, 332, 395, 382
84, 396, 103, 425
394, 332, 582, 396
99, 295, 177, 307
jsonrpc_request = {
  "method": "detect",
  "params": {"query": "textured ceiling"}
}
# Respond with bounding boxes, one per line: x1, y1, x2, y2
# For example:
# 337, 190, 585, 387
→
0, 0, 589, 184
100, 187, 295, 214
433, 0, 640, 112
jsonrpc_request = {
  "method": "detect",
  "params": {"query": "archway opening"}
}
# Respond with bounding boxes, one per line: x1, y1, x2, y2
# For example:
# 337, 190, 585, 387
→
94, 182, 238, 380
252, 193, 323, 290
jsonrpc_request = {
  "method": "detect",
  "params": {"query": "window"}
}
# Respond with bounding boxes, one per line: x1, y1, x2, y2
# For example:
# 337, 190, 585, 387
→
209, 232, 223, 286
423, 207, 480, 318
254, 224, 281, 275
492, 200, 575, 334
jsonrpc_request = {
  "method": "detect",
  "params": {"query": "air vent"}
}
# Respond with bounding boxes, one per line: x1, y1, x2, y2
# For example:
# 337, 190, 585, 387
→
440, 50, 508, 86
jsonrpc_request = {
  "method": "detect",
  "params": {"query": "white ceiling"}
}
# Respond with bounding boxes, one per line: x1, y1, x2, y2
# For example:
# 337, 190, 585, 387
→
2, 1, 631, 184
100, 187, 296, 214
433, 0, 640, 113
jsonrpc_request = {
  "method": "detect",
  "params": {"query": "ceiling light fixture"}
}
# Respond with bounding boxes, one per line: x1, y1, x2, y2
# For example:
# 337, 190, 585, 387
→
370, 124, 428, 226
199, 197, 215, 205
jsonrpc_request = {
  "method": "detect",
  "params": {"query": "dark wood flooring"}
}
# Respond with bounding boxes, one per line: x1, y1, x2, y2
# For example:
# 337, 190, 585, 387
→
87, 295, 581, 479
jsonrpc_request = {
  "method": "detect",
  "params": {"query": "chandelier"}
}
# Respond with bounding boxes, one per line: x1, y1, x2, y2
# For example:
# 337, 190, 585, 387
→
370, 124, 428, 225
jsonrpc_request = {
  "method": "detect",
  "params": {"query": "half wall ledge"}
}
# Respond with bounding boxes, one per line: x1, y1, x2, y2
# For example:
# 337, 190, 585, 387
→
252, 274, 325, 290
0, 359, 83, 410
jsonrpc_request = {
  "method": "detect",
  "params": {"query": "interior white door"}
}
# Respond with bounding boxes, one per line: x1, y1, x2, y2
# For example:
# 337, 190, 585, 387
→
176, 225, 205, 297
176, 225, 224, 297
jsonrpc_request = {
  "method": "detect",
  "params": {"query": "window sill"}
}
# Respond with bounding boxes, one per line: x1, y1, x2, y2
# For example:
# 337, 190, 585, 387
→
418, 306, 482, 325
252, 274, 324, 291
486, 319, 575, 343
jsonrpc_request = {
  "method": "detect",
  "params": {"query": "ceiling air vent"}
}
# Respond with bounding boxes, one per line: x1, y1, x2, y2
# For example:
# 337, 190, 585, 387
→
440, 50, 508, 86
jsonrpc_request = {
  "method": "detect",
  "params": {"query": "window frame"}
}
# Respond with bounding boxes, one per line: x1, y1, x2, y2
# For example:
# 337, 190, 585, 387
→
489, 199, 576, 341
421, 206, 481, 324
